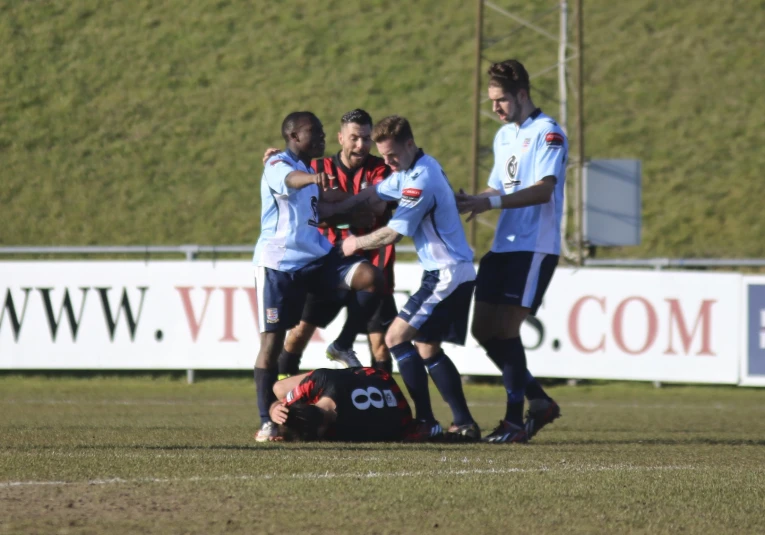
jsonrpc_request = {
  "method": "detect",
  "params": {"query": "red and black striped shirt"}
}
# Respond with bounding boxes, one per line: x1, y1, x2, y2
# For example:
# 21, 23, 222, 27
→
311, 153, 396, 294
284, 367, 413, 442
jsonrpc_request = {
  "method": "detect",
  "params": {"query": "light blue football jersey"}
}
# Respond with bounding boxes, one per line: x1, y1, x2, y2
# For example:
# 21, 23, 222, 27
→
376, 150, 474, 271
488, 109, 568, 254
253, 150, 332, 272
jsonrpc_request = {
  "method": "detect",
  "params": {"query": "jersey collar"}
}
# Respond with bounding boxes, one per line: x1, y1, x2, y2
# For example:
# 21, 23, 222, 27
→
333, 151, 359, 176
407, 148, 425, 171
519, 108, 543, 129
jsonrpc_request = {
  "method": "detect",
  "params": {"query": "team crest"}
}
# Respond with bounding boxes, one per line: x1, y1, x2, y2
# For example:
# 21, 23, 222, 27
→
266, 308, 279, 323
504, 155, 521, 188
522, 138, 531, 152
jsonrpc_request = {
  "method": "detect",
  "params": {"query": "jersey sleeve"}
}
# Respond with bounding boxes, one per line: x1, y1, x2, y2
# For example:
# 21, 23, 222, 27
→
285, 371, 325, 407
385, 173, 434, 237
375, 173, 403, 201
264, 154, 296, 195
535, 126, 568, 183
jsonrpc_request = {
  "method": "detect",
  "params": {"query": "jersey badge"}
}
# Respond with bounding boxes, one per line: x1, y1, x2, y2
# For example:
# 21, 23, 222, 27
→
545, 133, 564, 148
504, 155, 521, 188
401, 188, 423, 208
522, 138, 531, 152
266, 308, 279, 323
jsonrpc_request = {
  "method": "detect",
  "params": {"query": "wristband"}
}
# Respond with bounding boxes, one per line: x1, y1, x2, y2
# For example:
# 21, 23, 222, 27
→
489, 196, 502, 209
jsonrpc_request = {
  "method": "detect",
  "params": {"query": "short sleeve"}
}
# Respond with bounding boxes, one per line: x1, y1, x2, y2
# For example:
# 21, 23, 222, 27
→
385, 177, 434, 237
264, 155, 296, 195
375, 173, 403, 201
535, 128, 567, 183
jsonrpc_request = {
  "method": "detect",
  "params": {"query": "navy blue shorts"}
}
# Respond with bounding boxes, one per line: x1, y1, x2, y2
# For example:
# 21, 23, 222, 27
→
474, 251, 558, 316
397, 263, 476, 345
255, 248, 367, 332
302, 291, 398, 333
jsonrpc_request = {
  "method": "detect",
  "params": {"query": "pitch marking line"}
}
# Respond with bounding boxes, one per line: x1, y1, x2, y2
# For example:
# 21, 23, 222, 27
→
0, 465, 695, 489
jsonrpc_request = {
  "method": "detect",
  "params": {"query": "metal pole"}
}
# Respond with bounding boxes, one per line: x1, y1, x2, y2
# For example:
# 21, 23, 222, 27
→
558, 0, 568, 134
469, 0, 484, 248
575, 0, 585, 265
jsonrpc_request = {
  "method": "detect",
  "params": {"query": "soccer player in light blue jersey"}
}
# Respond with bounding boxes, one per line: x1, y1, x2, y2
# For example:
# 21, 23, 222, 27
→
327, 116, 480, 441
253, 111, 383, 442
457, 60, 565, 443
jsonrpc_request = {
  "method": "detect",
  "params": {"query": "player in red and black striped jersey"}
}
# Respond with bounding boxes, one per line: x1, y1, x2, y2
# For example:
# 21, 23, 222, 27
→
269, 367, 416, 442
267, 110, 399, 377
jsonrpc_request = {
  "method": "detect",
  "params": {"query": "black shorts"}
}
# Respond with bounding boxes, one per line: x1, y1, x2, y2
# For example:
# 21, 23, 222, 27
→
474, 251, 558, 316
302, 292, 398, 334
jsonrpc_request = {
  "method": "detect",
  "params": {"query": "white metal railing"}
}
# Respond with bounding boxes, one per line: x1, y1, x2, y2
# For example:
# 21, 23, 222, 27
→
0, 244, 417, 261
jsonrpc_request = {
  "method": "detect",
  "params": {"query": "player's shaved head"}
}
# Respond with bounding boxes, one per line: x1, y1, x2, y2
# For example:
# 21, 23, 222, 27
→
488, 59, 531, 96
281, 111, 318, 142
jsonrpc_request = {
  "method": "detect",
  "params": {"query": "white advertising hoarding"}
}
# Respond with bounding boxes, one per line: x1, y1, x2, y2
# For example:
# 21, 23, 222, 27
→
0, 261, 742, 384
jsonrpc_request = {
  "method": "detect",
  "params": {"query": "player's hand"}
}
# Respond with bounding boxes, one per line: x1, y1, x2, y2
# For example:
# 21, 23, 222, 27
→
262, 147, 281, 164
457, 194, 491, 222
313, 172, 333, 190
455, 188, 472, 202
269, 402, 289, 425
341, 236, 359, 257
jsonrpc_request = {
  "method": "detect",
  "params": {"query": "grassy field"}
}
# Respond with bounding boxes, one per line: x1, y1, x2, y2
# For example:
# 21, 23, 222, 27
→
2, 1, 765, 258
2, 375, 764, 534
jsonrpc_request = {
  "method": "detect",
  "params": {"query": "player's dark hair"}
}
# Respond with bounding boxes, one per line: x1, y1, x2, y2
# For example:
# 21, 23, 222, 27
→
372, 115, 414, 144
488, 59, 531, 96
281, 111, 317, 143
278, 401, 326, 441
341, 109, 373, 127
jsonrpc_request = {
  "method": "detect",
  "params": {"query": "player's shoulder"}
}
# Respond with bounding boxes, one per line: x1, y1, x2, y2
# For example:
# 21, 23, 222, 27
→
533, 113, 566, 136
493, 123, 515, 145
266, 151, 298, 170
408, 153, 443, 181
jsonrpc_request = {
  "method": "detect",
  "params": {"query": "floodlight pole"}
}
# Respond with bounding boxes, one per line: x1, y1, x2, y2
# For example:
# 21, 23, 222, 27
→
470, 0, 484, 248
575, 0, 585, 265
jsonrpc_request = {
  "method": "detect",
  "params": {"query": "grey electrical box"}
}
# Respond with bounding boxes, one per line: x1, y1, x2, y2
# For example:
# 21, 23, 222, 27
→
582, 159, 642, 246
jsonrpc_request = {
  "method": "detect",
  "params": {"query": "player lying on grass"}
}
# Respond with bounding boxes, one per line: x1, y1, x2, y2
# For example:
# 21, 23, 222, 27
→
269, 367, 459, 442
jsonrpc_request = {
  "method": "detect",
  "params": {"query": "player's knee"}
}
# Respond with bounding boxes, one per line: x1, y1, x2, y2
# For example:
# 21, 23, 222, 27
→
471, 321, 494, 346
351, 263, 381, 293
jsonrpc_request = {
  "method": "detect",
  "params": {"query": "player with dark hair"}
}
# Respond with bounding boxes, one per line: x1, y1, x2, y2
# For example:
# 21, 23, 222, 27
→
324, 115, 480, 441
253, 111, 383, 442
265, 109, 398, 378
456, 59, 566, 443
268, 367, 415, 442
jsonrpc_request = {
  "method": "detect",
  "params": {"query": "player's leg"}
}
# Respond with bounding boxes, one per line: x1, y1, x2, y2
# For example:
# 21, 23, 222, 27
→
473, 252, 560, 443
279, 291, 345, 377
413, 278, 479, 438
254, 267, 305, 442
278, 321, 316, 379
366, 293, 397, 374
321, 251, 382, 367
385, 317, 438, 432
368, 333, 393, 374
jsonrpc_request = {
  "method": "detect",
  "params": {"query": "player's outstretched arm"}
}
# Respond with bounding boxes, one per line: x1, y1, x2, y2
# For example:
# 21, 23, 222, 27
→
285, 171, 331, 190
342, 226, 402, 256
321, 186, 380, 219
457, 177, 556, 221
